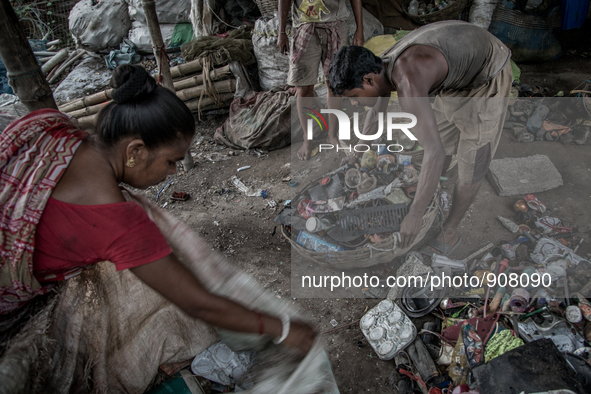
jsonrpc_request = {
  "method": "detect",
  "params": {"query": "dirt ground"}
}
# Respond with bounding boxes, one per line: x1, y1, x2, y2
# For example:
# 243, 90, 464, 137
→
50, 22, 591, 393
144, 114, 591, 390
143, 122, 591, 392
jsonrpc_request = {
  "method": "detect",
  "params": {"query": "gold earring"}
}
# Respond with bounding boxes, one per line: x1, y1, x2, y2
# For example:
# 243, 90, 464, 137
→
126, 157, 136, 168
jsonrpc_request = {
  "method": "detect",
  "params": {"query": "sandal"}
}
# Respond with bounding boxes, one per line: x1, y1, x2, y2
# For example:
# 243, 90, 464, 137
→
526, 104, 549, 133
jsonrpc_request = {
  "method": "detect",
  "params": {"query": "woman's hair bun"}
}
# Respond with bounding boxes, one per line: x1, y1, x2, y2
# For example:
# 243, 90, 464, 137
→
110, 65, 156, 104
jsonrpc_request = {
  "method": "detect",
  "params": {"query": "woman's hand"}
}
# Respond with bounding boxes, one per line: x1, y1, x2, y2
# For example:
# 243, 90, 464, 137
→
281, 321, 317, 354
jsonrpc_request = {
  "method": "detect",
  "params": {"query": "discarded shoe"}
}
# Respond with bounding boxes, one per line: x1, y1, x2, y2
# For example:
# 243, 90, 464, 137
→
420, 237, 461, 257
524, 194, 546, 213
513, 126, 534, 142
526, 104, 549, 133
559, 133, 574, 145
544, 130, 559, 141
572, 125, 590, 145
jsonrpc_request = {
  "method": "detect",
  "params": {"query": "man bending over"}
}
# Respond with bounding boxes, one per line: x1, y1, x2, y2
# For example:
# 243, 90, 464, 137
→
328, 21, 512, 254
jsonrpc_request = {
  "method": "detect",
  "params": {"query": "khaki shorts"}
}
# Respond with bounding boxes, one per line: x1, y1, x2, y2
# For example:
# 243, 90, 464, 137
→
287, 20, 349, 87
433, 61, 512, 184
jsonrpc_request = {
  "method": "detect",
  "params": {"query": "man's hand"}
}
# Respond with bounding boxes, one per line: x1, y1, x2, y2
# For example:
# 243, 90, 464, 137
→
282, 321, 317, 354
277, 33, 289, 55
340, 155, 359, 167
399, 212, 423, 249
352, 28, 364, 47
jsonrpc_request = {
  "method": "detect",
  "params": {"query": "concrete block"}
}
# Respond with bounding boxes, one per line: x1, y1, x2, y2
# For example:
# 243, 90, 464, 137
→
487, 154, 563, 196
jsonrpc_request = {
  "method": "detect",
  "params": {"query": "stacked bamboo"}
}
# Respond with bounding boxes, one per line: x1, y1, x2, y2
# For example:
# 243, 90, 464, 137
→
38, 47, 89, 85
57, 59, 237, 129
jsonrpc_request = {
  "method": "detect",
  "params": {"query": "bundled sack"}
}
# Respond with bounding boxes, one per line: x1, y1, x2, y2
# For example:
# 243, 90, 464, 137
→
214, 88, 297, 151
252, 16, 291, 91
182, 27, 256, 66
69, 0, 131, 52
488, 0, 561, 63
469, 0, 500, 30
128, 0, 191, 24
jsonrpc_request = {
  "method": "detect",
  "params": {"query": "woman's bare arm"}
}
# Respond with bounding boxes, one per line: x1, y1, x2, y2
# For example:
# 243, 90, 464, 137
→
130, 254, 315, 353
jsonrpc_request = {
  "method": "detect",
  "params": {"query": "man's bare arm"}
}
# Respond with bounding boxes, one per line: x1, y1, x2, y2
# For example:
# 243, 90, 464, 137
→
350, 0, 364, 46
277, 0, 292, 54
393, 48, 448, 247
355, 96, 389, 156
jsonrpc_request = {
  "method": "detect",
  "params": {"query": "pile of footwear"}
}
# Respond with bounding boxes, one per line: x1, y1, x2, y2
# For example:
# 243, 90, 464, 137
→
504, 98, 590, 144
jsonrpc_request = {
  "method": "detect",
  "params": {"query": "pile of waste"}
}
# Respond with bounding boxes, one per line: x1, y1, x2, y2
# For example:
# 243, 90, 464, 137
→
364, 193, 591, 393
504, 97, 591, 144
275, 149, 428, 261
407, 0, 457, 16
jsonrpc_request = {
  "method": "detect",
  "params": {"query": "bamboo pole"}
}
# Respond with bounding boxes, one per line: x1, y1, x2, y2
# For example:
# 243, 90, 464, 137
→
48, 50, 85, 84
66, 101, 112, 118
141, 0, 196, 170
184, 92, 235, 112
57, 63, 226, 112
142, 0, 174, 93
176, 79, 236, 102
173, 65, 231, 90
77, 113, 98, 131
59, 89, 113, 113
33, 51, 58, 57
0, 0, 57, 111
41, 48, 68, 74
170, 58, 204, 79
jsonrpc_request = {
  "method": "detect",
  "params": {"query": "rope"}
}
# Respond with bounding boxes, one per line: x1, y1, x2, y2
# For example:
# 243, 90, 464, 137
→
194, 55, 225, 119
155, 46, 171, 86
204, 0, 241, 30
366, 232, 400, 255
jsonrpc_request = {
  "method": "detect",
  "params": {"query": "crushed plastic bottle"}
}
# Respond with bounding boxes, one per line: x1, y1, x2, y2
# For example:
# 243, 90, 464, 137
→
408, 0, 419, 15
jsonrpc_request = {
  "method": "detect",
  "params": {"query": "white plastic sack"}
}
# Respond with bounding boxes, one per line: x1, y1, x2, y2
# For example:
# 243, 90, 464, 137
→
345, 5, 384, 44
252, 16, 292, 91
69, 0, 131, 52
128, 21, 176, 54
469, 0, 500, 30
191, 0, 224, 38
128, 0, 191, 23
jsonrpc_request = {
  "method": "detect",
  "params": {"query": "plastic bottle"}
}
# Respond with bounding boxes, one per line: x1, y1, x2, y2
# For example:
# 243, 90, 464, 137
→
408, 0, 419, 15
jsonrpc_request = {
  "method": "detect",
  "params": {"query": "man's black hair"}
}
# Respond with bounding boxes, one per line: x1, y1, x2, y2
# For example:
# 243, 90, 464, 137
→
329, 46, 383, 96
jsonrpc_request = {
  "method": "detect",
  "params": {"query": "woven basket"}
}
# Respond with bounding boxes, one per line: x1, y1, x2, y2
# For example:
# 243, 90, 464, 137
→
402, 0, 470, 25
282, 185, 440, 270
255, 0, 279, 18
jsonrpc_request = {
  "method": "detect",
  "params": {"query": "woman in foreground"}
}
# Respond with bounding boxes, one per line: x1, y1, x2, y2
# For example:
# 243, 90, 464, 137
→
0, 65, 316, 391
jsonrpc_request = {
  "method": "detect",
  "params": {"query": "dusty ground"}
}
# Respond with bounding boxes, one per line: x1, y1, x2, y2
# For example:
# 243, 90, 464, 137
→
143, 114, 591, 392
47, 21, 591, 393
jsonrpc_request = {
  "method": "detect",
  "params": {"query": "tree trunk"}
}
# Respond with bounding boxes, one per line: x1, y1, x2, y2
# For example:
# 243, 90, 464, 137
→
141, 0, 194, 171
0, 0, 57, 112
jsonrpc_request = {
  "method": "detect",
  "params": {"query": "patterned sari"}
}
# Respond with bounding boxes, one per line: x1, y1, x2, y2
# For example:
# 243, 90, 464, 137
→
0, 109, 87, 314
